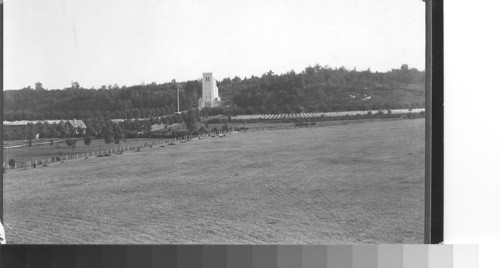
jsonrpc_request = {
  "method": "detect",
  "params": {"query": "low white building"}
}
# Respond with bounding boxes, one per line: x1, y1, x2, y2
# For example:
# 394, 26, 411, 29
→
3, 119, 87, 135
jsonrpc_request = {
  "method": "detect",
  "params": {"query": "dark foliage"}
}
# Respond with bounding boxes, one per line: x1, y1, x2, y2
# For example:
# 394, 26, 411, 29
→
3, 65, 424, 141
3, 64, 423, 121
182, 109, 198, 133
84, 136, 92, 146
65, 139, 78, 149
226, 64, 424, 115
3, 80, 201, 121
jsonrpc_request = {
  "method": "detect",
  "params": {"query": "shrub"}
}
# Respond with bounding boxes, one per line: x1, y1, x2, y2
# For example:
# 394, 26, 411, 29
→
84, 136, 92, 146
8, 159, 15, 167
66, 139, 77, 149
206, 118, 228, 124
198, 126, 208, 134
165, 129, 190, 139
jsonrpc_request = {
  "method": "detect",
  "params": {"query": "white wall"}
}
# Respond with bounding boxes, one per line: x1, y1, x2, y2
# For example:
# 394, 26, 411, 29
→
444, 1, 500, 267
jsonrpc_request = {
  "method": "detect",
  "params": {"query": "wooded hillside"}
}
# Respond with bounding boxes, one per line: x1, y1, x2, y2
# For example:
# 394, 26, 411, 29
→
3, 64, 424, 121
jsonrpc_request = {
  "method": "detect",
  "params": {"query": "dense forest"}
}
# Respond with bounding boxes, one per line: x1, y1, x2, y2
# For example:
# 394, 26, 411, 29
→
3, 64, 424, 121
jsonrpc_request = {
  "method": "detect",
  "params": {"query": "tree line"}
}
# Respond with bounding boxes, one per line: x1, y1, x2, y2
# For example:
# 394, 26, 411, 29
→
225, 64, 424, 114
2, 111, 195, 143
3, 64, 424, 121
3, 80, 202, 121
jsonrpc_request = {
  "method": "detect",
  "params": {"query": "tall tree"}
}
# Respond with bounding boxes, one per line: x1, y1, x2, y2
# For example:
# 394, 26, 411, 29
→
35, 82, 44, 90
84, 136, 92, 146
112, 123, 126, 144
102, 123, 114, 144
182, 109, 197, 133
26, 123, 37, 145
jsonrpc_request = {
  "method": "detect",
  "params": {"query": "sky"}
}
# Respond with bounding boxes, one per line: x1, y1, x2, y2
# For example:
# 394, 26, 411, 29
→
3, 0, 425, 90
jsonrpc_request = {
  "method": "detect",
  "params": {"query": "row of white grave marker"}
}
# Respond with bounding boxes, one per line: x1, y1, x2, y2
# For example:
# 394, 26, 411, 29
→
231, 108, 425, 120
3, 130, 231, 172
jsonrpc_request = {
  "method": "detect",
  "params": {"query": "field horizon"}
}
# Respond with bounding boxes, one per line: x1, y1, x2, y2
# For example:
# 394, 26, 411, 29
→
3, 119, 425, 244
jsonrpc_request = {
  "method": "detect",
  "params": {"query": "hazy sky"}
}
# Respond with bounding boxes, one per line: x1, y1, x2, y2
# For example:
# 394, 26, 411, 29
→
4, 0, 425, 90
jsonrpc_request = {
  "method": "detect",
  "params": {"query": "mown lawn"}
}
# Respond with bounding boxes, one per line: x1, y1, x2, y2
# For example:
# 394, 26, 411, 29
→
3, 119, 424, 244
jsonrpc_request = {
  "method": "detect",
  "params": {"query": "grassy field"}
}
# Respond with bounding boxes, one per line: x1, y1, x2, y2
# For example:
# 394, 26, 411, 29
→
3, 119, 397, 165
206, 122, 295, 131
207, 117, 413, 132
3, 138, 166, 165
3, 119, 424, 244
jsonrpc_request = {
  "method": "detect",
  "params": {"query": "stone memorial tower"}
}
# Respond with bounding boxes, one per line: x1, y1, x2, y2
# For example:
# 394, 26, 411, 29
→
198, 73, 222, 109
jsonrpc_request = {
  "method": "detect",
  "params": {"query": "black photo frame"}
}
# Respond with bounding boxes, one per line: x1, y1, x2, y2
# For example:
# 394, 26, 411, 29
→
0, 0, 444, 265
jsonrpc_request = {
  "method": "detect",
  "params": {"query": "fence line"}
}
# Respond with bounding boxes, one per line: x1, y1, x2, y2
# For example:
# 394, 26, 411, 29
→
3, 130, 233, 172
